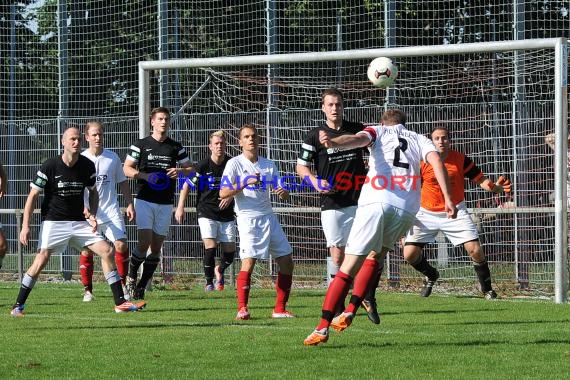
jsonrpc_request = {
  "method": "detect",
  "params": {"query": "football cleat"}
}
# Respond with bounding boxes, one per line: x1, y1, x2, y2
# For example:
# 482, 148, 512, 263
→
83, 290, 94, 302
204, 283, 215, 292
420, 270, 440, 297
10, 305, 25, 317
133, 287, 145, 300
114, 301, 146, 313
235, 306, 250, 320
303, 328, 329, 346
484, 290, 498, 300
124, 277, 136, 300
214, 265, 224, 291
271, 310, 295, 318
122, 285, 131, 301
361, 298, 380, 324
330, 312, 354, 332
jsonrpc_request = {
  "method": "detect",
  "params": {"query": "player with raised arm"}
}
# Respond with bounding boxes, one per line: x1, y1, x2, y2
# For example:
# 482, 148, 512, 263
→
175, 130, 235, 292
219, 124, 294, 320
296, 88, 382, 324
10, 127, 145, 316
79, 121, 135, 302
403, 127, 510, 299
304, 109, 457, 345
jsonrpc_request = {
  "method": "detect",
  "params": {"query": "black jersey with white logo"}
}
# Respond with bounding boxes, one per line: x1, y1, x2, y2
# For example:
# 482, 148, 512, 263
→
189, 155, 234, 221
297, 121, 367, 210
126, 136, 190, 204
30, 155, 96, 221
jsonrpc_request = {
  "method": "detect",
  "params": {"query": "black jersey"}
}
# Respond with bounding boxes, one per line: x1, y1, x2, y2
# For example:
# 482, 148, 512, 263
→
189, 155, 234, 222
126, 136, 190, 205
297, 120, 367, 210
30, 155, 96, 221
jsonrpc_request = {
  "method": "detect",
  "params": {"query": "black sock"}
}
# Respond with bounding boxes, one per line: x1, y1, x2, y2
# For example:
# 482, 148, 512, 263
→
410, 255, 438, 279
14, 274, 36, 307
110, 280, 126, 305
474, 260, 493, 293
219, 251, 235, 273
138, 256, 160, 289
204, 248, 216, 283
15, 286, 32, 307
128, 248, 145, 279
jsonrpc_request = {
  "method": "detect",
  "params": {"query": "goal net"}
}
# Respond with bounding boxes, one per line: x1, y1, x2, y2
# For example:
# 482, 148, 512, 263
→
140, 38, 568, 301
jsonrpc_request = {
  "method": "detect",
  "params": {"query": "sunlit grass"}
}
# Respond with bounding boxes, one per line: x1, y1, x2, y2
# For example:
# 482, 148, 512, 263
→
0, 282, 569, 379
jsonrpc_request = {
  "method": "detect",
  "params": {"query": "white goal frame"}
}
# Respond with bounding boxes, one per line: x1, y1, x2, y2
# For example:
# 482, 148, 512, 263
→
138, 38, 569, 303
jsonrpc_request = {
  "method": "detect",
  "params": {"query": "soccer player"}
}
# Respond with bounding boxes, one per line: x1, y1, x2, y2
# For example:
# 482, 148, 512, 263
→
11, 127, 145, 316
219, 124, 294, 320
296, 88, 381, 324
304, 109, 457, 345
0, 161, 7, 269
123, 107, 193, 300
79, 121, 135, 302
175, 130, 235, 292
403, 127, 510, 299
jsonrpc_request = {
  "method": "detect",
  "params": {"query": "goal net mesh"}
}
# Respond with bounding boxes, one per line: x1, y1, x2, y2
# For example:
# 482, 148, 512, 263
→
159, 47, 560, 296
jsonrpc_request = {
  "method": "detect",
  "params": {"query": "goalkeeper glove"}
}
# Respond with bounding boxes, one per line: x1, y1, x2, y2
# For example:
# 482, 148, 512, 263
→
494, 176, 512, 193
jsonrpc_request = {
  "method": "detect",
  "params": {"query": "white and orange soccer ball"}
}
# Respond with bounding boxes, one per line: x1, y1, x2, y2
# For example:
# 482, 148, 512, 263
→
367, 57, 398, 88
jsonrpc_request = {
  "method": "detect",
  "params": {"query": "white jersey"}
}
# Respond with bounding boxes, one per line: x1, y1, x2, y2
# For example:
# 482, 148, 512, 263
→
222, 154, 279, 217
357, 124, 437, 212
82, 149, 126, 223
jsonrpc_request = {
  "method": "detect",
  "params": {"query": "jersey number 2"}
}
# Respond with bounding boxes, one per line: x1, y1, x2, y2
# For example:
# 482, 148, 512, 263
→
394, 138, 410, 169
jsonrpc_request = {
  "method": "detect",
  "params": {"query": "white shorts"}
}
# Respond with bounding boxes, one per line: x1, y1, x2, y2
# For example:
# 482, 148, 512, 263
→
135, 198, 172, 236
345, 203, 416, 255
236, 213, 292, 260
98, 215, 128, 242
321, 206, 356, 247
405, 202, 478, 246
198, 217, 236, 243
37, 220, 106, 253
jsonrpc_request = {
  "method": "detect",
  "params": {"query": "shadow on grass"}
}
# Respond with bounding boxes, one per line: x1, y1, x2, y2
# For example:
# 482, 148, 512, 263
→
309, 336, 570, 350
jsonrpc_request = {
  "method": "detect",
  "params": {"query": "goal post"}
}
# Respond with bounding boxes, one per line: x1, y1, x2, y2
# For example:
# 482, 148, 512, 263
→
139, 38, 568, 302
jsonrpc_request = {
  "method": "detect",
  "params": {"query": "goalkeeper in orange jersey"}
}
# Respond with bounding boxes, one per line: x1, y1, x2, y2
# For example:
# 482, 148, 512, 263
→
403, 126, 511, 299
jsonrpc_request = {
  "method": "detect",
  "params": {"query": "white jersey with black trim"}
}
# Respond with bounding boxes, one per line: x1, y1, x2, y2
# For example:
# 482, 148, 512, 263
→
82, 149, 126, 223
357, 124, 437, 212
221, 154, 279, 217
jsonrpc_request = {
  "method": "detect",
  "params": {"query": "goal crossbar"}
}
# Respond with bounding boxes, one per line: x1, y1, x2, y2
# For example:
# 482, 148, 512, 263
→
138, 37, 569, 302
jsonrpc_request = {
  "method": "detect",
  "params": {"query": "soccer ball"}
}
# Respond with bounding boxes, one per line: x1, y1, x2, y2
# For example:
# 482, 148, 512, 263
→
367, 57, 398, 88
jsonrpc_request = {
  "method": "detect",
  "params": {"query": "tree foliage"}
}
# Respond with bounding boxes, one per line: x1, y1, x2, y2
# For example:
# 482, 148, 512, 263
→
1, 0, 569, 119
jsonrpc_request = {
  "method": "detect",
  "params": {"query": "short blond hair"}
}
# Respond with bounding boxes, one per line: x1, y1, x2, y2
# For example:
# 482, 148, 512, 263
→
210, 130, 226, 140
85, 120, 104, 134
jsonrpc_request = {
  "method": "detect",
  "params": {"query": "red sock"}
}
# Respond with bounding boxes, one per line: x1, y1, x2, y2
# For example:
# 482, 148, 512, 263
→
236, 271, 251, 309
274, 272, 293, 313
345, 258, 378, 314
114, 249, 129, 283
79, 254, 94, 291
317, 271, 352, 330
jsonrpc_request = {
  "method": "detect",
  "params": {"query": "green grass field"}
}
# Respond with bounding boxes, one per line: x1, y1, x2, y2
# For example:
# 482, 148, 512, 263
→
1, 282, 569, 379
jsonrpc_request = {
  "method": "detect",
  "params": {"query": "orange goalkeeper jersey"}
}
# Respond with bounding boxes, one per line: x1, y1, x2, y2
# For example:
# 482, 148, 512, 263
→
420, 149, 484, 211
